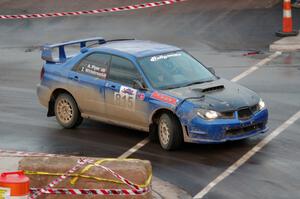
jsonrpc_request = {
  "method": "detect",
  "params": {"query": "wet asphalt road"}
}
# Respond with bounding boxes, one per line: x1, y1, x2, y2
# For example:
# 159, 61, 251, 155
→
1, 0, 300, 198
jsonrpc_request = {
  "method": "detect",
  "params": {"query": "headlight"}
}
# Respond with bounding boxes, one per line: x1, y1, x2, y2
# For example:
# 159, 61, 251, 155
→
258, 98, 265, 110
197, 109, 219, 120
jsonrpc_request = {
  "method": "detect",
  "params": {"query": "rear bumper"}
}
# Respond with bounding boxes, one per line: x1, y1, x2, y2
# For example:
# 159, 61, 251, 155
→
36, 83, 51, 108
184, 109, 268, 143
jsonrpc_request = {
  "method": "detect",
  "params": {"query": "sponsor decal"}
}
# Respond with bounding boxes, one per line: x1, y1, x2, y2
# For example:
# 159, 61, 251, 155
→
150, 53, 181, 62
82, 64, 107, 78
114, 86, 137, 110
121, 87, 135, 96
151, 91, 177, 105
137, 92, 145, 101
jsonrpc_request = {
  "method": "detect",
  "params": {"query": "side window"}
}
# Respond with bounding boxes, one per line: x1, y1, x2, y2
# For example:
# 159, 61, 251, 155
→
75, 53, 111, 79
108, 56, 141, 86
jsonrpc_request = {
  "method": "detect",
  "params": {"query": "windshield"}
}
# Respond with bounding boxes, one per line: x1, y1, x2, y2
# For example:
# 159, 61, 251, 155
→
138, 51, 216, 90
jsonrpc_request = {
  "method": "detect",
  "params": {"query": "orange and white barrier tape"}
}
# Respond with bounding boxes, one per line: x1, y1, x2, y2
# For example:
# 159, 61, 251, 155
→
29, 158, 91, 199
0, 0, 187, 20
30, 187, 149, 195
92, 162, 141, 190
29, 160, 150, 197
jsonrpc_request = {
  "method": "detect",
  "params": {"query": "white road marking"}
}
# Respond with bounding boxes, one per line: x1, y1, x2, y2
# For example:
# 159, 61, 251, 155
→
118, 138, 150, 159
193, 110, 300, 199
231, 51, 282, 82
119, 51, 282, 160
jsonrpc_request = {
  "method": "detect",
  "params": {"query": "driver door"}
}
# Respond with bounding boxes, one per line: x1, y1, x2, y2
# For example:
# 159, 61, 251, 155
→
104, 55, 148, 130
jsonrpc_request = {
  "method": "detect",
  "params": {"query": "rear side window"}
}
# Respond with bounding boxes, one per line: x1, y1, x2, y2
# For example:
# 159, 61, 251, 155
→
108, 56, 140, 86
75, 53, 111, 79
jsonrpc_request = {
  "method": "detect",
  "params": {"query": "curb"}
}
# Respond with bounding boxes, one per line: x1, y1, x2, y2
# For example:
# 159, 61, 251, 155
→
270, 31, 300, 52
270, 44, 300, 52
0, 156, 22, 173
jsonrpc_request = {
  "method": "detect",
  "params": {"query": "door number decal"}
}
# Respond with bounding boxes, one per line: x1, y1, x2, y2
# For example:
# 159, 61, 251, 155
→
114, 86, 137, 110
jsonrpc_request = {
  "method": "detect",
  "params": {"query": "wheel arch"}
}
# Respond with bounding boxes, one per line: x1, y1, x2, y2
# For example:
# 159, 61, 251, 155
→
150, 108, 176, 124
149, 108, 182, 137
47, 88, 76, 117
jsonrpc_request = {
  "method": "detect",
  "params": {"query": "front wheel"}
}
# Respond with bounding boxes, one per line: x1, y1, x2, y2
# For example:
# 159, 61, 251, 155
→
54, 93, 82, 129
158, 113, 183, 150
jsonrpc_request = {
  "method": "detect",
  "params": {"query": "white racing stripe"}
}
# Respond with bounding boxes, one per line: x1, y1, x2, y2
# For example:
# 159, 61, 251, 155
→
231, 51, 281, 82
120, 51, 281, 159
193, 110, 300, 199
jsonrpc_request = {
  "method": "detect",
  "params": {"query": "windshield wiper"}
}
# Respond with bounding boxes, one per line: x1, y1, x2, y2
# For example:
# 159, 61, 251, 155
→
162, 85, 183, 90
184, 79, 213, 87
162, 79, 214, 90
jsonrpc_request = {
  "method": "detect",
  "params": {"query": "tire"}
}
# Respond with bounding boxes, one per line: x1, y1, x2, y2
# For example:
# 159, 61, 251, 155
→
54, 93, 83, 129
158, 113, 183, 150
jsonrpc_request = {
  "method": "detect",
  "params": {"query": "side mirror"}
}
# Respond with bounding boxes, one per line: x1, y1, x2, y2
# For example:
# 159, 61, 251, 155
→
132, 79, 147, 90
207, 67, 216, 75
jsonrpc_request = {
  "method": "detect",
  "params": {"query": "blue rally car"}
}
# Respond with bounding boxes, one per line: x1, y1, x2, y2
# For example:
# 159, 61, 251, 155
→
37, 37, 268, 150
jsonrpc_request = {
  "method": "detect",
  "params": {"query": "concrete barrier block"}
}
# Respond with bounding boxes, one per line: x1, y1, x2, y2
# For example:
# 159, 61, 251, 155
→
19, 157, 152, 199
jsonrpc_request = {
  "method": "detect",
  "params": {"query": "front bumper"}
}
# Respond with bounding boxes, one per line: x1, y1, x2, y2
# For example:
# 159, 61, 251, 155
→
184, 109, 268, 143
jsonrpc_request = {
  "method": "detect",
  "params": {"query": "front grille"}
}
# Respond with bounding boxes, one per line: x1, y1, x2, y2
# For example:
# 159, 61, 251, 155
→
220, 111, 235, 119
238, 107, 253, 120
225, 123, 264, 137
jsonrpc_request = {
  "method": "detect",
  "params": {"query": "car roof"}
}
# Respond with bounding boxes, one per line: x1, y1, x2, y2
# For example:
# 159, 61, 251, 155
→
95, 40, 181, 58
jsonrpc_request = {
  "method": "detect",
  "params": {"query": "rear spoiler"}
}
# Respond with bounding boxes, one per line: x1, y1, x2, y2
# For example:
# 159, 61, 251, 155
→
41, 37, 106, 63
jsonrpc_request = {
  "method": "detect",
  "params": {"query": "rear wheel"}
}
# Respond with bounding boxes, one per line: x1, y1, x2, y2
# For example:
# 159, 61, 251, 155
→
54, 93, 82, 128
158, 113, 183, 150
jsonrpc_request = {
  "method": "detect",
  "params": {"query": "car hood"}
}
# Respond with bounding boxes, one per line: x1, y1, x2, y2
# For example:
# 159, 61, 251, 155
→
164, 78, 260, 112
